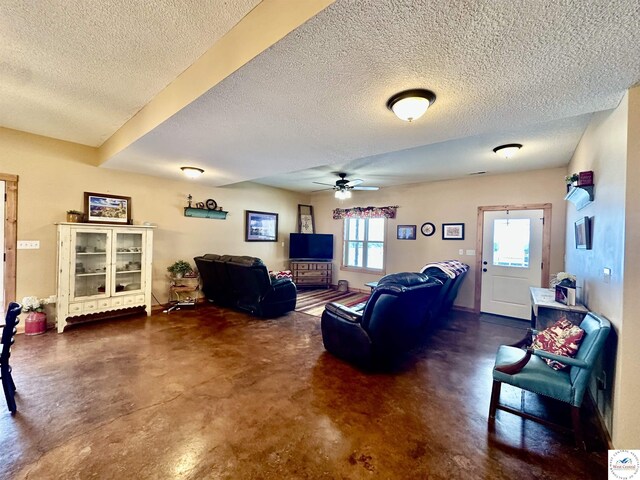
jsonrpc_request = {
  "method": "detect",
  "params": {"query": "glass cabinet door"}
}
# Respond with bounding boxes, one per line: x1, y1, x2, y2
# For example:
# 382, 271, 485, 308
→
113, 231, 144, 295
71, 230, 110, 299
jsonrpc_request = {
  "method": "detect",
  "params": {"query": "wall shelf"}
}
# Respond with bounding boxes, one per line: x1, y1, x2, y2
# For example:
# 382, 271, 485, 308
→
184, 207, 228, 220
565, 185, 594, 210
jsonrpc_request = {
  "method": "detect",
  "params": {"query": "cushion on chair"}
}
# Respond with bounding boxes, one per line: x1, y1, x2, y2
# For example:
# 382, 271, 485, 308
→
532, 318, 585, 370
493, 345, 573, 403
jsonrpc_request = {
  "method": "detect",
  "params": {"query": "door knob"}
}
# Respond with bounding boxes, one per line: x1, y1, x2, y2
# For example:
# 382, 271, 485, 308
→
483, 261, 488, 265
483, 268, 487, 272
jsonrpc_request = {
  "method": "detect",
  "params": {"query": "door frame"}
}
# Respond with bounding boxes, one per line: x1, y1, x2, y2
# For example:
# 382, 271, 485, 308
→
1, 174, 18, 307
474, 203, 551, 313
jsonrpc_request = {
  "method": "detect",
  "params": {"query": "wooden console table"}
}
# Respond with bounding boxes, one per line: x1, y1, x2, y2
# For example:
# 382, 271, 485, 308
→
529, 287, 589, 330
290, 260, 332, 288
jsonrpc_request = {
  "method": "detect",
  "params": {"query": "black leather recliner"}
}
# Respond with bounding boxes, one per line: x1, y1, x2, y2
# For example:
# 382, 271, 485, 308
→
320, 272, 443, 366
194, 254, 297, 318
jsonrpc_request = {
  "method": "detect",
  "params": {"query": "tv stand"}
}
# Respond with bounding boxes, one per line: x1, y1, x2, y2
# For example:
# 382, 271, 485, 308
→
290, 260, 332, 288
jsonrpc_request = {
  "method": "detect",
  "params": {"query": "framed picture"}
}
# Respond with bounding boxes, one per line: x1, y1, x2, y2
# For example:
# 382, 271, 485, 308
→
442, 223, 464, 240
298, 204, 315, 234
84, 192, 131, 224
574, 216, 592, 249
245, 210, 278, 242
397, 225, 416, 240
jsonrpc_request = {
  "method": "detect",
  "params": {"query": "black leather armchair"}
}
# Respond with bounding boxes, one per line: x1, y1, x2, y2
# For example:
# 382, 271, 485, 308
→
195, 254, 297, 318
320, 272, 443, 366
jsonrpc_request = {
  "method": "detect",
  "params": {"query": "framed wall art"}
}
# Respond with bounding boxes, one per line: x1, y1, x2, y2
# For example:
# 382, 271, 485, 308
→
574, 216, 592, 250
298, 204, 315, 234
84, 192, 131, 224
397, 225, 416, 240
442, 223, 464, 240
245, 210, 278, 242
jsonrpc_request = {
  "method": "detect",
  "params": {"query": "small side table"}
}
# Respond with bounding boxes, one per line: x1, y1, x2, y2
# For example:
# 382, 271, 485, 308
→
529, 287, 589, 330
166, 276, 200, 313
365, 281, 379, 292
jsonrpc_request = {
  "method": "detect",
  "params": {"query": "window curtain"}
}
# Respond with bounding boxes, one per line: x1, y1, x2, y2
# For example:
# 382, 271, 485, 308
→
332, 206, 398, 219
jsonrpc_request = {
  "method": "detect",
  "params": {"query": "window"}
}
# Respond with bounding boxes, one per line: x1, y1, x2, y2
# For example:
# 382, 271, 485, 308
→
492, 218, 530, 268
342, 217, 385, 271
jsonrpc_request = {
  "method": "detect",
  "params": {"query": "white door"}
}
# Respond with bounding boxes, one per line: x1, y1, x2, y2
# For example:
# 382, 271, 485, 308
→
0, 181, 4, 312
481, 209, 544, 319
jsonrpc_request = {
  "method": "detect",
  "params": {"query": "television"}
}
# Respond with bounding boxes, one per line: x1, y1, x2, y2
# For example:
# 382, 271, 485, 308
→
289, 233, 334, 260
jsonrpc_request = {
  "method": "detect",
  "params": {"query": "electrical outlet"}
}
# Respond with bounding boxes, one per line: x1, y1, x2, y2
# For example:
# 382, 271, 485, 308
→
596, 371, 607, 390
458, 249, 464, 255
17, 240, 40, 249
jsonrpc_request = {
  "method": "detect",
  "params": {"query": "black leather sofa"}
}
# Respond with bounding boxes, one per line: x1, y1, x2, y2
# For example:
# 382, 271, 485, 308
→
320, 272, 443, 366
419, 260, 469, 320
194, 254, 297, 318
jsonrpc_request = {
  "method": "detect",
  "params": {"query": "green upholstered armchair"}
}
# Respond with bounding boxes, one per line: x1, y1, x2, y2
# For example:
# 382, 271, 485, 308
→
488, 312, 611, 448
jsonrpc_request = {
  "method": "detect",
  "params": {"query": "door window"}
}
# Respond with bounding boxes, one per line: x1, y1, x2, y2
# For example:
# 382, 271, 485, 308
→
492, 218, 530, 268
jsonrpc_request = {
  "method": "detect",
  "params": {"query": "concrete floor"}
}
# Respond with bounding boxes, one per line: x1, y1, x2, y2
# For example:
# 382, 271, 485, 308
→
1, 305, 606, 479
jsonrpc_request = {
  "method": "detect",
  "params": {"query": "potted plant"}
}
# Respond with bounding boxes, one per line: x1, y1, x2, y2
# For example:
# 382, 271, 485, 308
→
67, 210, 84, 222
565, 173, 579, 192
21, 296, 49, 335
167, 260, 194, 279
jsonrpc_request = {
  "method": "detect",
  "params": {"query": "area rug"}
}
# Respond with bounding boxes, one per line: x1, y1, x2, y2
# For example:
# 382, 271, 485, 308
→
295, 289, 370, 317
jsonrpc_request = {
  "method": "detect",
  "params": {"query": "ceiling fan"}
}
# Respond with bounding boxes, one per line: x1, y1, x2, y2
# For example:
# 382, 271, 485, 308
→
313, 173, 380, 199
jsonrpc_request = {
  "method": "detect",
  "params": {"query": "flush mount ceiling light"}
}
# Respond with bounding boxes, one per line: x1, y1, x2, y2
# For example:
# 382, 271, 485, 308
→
387, 89, 437, 122
181, 166, 204, 179
492, 143, 523, 159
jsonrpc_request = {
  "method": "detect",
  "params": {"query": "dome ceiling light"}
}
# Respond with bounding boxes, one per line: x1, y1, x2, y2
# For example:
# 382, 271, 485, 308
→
387, 89, 437, 122
492, 144, 523, 159
181, 166, 204, 179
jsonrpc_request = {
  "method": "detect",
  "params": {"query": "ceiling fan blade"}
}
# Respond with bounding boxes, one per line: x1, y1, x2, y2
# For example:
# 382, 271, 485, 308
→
352, 186, 380, 191
345, 179, 363, 187
313, 181, 337, 187
311, 187, 334, 192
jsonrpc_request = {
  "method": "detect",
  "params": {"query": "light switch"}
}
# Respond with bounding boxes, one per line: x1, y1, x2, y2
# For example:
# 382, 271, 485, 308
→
458, 249, 464, 255
466, 249, 476, 256
17, 240, 40, 249
603, 267, 612, 284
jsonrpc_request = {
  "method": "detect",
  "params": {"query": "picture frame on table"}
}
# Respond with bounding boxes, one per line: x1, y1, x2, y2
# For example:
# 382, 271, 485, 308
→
442, 223, 465, 240
245, 210, 279, 242
397, 225, 416, 240
84, 192, 131, 224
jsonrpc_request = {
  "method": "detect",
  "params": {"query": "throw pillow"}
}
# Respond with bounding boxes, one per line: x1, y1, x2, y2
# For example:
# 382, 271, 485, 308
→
269, 270, 293, 280
532, 318, 585, 370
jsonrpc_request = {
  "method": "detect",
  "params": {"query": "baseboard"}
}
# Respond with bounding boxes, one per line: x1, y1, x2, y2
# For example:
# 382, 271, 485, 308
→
451, 305, 475, 314
585, 389, 614, 449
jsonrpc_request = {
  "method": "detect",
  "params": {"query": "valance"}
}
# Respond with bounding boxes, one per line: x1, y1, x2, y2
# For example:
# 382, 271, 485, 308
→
332, 205, 398, 219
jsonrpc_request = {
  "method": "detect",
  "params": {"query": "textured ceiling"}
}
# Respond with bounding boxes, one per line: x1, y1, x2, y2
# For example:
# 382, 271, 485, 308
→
0, 0, 260, 146
2, 1, 640, 190
104, 0, 640, 190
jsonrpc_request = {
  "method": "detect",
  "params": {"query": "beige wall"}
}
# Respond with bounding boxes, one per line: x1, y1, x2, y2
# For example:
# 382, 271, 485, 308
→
565, 99, 627, 439
619, 86, 640, 448
311, 167, 568, 309
1, 127, 305, 314
565, 88, 640, 448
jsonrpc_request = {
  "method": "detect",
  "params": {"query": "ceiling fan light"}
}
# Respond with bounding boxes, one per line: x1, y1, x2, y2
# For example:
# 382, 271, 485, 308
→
387, 89, 436, 122
181, 166, 204, 179
492, 144, 522, 159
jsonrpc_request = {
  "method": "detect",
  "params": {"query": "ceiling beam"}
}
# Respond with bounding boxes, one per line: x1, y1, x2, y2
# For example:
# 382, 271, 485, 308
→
97, 0, 335, 165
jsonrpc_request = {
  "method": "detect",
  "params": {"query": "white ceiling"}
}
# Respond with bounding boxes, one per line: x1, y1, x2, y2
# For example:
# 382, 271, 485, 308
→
0, 0, 260, 146
2, 1, 640, 191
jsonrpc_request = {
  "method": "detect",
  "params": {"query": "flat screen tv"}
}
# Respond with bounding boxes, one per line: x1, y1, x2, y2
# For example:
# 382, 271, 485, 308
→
289, 233, 334, 260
